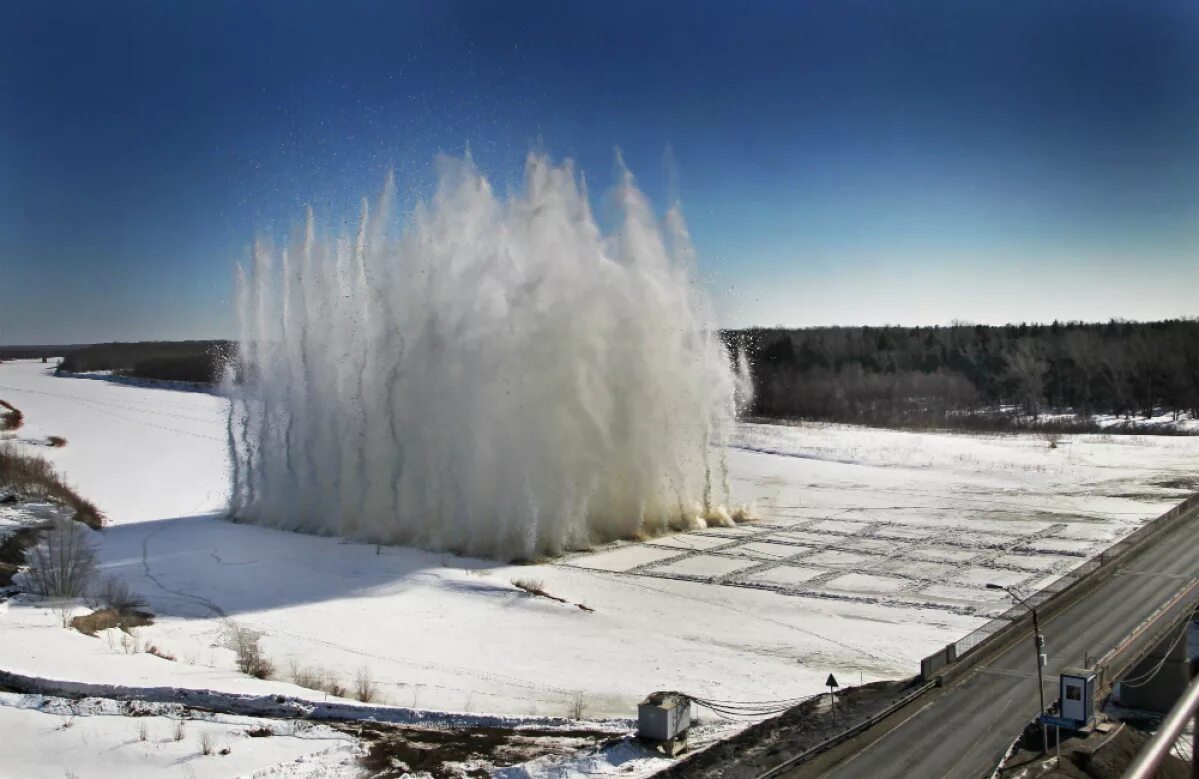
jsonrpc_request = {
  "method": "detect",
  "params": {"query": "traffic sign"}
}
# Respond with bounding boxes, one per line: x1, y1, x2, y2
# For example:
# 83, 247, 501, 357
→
1039, 714, 1082, 730
826, 674, 839, 688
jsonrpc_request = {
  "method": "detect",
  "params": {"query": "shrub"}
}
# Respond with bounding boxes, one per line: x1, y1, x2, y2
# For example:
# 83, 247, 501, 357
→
226, 622, 274, 679
0, 445, 103, 528
0, 400, 22, 431
24, 517, 96, 599
86, 574, 148, 613
46, 436, 67, 448
199, 732, 213, 756
288, 661, 325, 690
512, 578, 568, 604
354, 667, 378, 703
52, 600, 74, 628
512, 578, 547, 596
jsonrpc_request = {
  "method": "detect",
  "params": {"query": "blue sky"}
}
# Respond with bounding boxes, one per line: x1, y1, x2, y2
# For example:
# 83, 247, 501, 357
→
1, 1, 1196, 343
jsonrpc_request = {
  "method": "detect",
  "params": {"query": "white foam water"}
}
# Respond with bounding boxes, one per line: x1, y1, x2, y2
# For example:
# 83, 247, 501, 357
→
226, 152, 751, 560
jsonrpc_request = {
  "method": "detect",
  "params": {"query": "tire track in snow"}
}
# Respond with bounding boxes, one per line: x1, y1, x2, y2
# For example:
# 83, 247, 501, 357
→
0, 382, 223, 441
262, 625, 579, 699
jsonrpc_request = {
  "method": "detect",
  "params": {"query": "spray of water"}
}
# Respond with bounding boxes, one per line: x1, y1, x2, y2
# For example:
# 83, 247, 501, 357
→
226, 152, 752, 560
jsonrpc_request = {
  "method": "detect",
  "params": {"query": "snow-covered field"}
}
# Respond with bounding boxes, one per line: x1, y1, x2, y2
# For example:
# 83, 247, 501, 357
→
0, 692, 359, 778
2, 358, 1197, 773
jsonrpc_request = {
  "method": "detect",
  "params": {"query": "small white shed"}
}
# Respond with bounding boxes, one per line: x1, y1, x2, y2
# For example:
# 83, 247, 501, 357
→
1059, 667, 1096, 726
638, 692, 692, 755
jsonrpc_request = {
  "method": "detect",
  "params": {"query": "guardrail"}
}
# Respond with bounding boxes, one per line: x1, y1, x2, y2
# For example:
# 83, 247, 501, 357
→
921, 492, 1199, 681
753, 681, 936, 779
1122, 658, 1199, 779
1093, 580, 1199, 700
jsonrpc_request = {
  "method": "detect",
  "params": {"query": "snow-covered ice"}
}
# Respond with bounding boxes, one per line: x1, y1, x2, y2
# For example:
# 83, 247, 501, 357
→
2, 359, 1197, 731
0, 691, 359, 778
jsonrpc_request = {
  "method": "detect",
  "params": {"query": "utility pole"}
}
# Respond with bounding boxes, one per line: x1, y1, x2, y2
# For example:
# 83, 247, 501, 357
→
988, 583, 1048, 752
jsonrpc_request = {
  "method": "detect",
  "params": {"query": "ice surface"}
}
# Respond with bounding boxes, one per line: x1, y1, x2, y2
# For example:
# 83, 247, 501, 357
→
646, 554, 762, 579
3, 360, 1197, 720
721, 541, 808, 560
742, 566, 827, 587
824, 573, 909, 595
0, 692, 359, 779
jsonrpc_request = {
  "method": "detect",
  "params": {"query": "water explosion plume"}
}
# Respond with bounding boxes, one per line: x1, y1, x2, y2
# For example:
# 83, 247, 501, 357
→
226, 153, 752, 560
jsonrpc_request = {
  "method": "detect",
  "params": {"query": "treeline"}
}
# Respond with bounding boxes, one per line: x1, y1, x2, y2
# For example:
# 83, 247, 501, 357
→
58, 341, 233, 384
0, 345, 84, 360
725, 320, 1199, 431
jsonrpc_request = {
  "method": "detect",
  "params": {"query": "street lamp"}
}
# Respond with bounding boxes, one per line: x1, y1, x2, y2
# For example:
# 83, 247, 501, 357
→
988, 583, 1048, 750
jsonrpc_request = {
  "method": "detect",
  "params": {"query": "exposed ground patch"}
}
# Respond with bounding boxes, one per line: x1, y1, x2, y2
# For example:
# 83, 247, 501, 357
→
997, 720, 1190, 778
0, 446, 103, 528
0, 523, 45, 588
656, 679, 916, 779
346, 720, 614, 778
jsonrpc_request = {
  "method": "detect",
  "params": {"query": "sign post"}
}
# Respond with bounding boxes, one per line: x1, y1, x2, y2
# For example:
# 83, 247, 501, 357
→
1039, 714, 1082, 730
826, 673, 839, 722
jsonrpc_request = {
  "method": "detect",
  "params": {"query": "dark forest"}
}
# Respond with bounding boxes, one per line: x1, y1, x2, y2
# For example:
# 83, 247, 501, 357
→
726, 319, 1199, 432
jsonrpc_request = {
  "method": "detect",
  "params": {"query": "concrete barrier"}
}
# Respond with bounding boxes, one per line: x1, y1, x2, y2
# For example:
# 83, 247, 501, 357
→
919, 644, 957, 683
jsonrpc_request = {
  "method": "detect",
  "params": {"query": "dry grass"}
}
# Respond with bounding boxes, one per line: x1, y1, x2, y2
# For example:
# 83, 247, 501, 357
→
0, 445, 103, 528
70, 607, 154, 636
0, 400, 22, 431
70, 574, 155, 637
288, 660, 347, 698
146, 644, 176, 661
46, 436, 67, 448
512, 578, 563, 600
511, 578, 597, 613
354, 666, 378, 703
511, 578, 571, 605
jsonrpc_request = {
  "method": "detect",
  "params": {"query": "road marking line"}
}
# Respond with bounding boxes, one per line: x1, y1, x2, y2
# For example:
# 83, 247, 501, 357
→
815, 695, 941, 776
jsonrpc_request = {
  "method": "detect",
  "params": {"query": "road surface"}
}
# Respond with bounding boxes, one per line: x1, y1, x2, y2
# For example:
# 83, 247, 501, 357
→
791, 503, 1199, 779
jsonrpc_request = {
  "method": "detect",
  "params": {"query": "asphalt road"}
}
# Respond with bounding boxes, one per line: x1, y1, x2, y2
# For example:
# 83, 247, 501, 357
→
791, 505, 1199, 779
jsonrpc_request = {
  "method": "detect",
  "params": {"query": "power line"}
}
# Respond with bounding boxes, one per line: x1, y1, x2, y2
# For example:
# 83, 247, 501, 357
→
1119, 607, 1197, 689
684, 690, 825, 720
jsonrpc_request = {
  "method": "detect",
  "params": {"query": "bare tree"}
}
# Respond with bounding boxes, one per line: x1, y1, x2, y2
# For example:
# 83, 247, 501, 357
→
1005, 340, 1047, 418
1063, 330, 1101, 417
25, 517, 96, 599
1099, 347, 1133, 418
